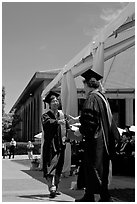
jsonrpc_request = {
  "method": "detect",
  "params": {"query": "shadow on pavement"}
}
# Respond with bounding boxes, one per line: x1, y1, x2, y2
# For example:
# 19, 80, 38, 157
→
21, 169, 135, 202
21, 169, 84, 200
109, 188, 135, 202
19, 193, 50, 201
19, 193, 73, 202
12, 159, 135, 202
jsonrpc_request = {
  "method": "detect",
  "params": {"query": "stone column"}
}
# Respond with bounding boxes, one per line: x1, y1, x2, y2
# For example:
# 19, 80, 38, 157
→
37, 94, 40, 132
31, 99, 34, 140
34, 96, 37, 135
25, 106, 27, 141
27, 105, 30, 141
40, 94, 45, 170
126, 98, 133, 126
25, 107, 28, 141
29, 102, 32, 141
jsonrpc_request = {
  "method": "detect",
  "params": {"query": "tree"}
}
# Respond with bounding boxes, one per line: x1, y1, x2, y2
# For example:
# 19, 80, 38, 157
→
2, 87, 22, 141
2, 86, 5, 116
2, 86, 12, 141
9, 109, 22, 141
2, 109, 22, 141
2, 112, 13, 140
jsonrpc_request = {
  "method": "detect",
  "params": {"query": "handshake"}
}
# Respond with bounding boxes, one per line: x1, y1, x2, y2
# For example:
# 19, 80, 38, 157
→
66, 115, 82, 141
67, 115, 80, 125
58, 115, 80, 126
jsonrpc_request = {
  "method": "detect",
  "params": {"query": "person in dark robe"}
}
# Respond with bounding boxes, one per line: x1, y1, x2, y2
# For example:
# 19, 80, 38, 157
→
119, 132, 133, 157
114, 132, 133, 175
41, 91, 69, 198
69, 69, 120, 202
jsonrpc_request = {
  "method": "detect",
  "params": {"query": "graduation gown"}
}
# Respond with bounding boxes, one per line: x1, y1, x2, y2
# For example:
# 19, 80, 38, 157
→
41, 110, 65, 178
79, 90, 120, 193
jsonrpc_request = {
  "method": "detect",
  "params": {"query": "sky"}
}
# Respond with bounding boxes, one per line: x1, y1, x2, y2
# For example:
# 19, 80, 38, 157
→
2, 1, 129, 113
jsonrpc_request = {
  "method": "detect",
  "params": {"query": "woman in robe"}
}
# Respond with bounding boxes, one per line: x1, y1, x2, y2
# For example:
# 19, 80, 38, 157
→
41, 91, 69, 198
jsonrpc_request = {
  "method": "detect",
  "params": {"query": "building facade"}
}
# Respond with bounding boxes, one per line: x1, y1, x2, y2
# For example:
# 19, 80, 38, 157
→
11, 70, 135, 142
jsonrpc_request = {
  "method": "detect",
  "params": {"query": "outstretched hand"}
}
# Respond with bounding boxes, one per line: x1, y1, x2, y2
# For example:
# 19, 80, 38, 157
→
58, 119, 66, 125
68, 115, 80, 125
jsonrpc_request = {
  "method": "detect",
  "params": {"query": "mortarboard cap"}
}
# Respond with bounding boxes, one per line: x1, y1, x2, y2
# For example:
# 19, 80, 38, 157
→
81, 69, 102, 81
43, 91, 59, 104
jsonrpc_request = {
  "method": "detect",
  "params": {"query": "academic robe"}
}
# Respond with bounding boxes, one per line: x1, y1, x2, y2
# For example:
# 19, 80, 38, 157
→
79, 90, 120, 194
41, 110, 65, 178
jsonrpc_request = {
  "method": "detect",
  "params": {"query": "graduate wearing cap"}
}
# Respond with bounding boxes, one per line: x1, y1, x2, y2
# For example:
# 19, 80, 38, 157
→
70, 69, 120, 202
41, 91, 69, 198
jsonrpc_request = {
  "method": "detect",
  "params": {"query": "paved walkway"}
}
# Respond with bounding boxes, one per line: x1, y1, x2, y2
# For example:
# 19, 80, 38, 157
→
2, 155, 135, 202
2, 155, 75, 202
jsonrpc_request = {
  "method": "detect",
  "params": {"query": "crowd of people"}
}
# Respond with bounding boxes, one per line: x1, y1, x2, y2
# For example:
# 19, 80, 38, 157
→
113, 130, 135, 175
72, 127, 135, 190
2, 138, 16, 159
2, 138, 35, 160
115, 131, 135, 157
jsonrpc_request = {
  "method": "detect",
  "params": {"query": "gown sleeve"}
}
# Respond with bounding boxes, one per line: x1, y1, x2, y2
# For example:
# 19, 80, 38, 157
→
41, 112, 59, 143
79, 95, 100, 137
41, 113, 58, 129
41, 112, 62, 167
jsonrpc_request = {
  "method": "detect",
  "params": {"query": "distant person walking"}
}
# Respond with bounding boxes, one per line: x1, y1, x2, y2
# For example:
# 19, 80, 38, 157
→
9, 138, 16, 159
27, 141, 34, 159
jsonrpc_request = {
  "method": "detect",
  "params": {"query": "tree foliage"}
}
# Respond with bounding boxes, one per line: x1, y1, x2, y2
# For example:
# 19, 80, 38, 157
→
2, 86, 22, 141
2, 109, 22, 141
2, 86, 5, 116
2, 112, 13, 137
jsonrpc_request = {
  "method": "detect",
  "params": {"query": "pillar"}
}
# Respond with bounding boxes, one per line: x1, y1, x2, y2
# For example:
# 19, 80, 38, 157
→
125, 98, 133, 126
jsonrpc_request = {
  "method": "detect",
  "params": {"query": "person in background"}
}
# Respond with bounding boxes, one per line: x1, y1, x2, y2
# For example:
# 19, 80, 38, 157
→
9, 138, 16, 159
130, 135, 135, 156
69, 69, 120, 202
125, 126, 132, 139
41, 91, 69, 198
27, 141, 34, 160
2, 140, 7, 159
119, 132, 132, 157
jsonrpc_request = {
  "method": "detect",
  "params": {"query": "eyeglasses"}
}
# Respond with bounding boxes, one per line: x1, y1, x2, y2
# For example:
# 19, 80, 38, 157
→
50, 99, 59, 104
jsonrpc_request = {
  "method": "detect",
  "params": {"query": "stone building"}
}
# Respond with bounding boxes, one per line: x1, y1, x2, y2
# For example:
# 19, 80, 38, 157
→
11, 67, 135, 142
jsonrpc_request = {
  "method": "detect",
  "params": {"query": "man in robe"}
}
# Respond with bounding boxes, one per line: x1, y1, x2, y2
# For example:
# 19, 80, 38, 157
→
70, 69, 120, 202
